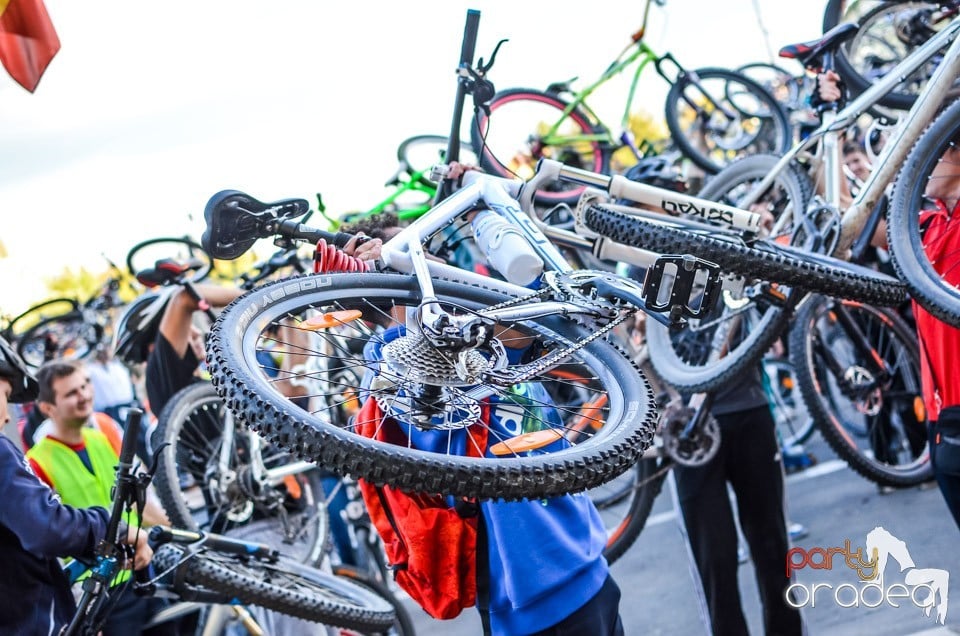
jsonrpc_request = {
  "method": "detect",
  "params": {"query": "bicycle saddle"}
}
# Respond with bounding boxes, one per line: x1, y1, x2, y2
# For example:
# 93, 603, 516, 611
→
779, 22, 860, 69
136, 258, 205, 288
202, 190, 310, 260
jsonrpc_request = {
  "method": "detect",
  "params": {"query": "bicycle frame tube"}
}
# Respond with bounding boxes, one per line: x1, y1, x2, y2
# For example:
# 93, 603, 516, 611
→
837, 17, 960, 252
737, 17, 960, 252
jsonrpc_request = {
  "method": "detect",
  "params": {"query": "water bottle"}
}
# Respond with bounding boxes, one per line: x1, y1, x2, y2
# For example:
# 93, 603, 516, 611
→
471, 210, 544, 287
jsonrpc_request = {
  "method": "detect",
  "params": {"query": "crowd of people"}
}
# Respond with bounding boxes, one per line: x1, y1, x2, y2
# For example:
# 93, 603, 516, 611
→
2, 78, 960, 636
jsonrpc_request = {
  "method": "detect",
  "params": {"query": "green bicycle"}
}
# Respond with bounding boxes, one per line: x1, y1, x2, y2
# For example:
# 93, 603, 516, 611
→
470, 0, 791, 205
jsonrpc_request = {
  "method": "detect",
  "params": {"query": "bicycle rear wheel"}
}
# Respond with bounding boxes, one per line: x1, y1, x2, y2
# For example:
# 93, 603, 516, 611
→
665, 68, 791, 174
16, 310, 100, 369
888, 97, 960, 327
152, 382, 329, 565
471, 87, 610, 206
207, 272, 656, 501
825, 0, 954, 111
397, 134, 477, 186
152, 545, 395, 631
788, 295, 931, 487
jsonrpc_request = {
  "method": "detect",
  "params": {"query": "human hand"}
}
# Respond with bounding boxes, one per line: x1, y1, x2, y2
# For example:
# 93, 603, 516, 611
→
817, 70, 843, 103
343, 233, 384, 262
122, 525, 153, 571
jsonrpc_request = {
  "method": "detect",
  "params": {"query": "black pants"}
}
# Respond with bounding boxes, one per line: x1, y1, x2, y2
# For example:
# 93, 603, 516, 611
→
527, 574, 624, 636
930, 408, 960, 530
673, 405, 803, 636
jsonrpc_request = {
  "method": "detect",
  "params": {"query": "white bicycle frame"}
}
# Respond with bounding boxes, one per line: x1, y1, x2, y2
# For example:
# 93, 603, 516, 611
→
739, 15, 960, 254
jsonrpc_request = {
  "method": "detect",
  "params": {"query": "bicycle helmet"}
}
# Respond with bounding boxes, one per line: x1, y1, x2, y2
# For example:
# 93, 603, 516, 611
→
621, 155, 687, 194
113, 287, 177, 364
0, 335, 39, 403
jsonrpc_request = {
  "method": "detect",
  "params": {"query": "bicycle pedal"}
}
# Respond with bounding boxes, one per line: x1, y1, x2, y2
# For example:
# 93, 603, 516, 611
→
642, 254, 722, 323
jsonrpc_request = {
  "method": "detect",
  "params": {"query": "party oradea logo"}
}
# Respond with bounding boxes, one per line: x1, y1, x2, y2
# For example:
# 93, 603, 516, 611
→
785, 526, 949, 625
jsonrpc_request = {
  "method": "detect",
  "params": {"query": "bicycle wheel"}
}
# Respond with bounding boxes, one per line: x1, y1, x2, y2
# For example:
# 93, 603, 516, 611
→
16, 310, 101, 369
332, 564, 416, 636
788, 295, 931, 487
888, 97, 960, 327
471, 87, 611, 206
152, 382, 329, 565
207, 272, 656, 501
583, 205, 907, 307
589, 455, 669, 565
397, 134, 477, 186
665, 68, 791, 174
3, 297, 80, 339
152, 545, 395, 631
825, 0, 954, 111
126, 236, 212, 282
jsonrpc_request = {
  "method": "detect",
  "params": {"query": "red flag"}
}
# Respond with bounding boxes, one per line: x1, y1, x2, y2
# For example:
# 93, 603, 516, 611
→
0, 0, 60, 93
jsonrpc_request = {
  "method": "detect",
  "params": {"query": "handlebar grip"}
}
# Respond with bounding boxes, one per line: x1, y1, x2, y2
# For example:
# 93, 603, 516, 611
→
460, 9, 480, 66
118, 409, 142, 468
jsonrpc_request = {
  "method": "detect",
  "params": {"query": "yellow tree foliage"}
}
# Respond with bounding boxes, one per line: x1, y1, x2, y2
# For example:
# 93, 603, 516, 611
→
611, 108, 670, 172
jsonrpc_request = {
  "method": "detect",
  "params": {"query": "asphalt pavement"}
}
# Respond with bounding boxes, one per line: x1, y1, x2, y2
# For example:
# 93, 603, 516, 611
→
401, 432, 960, 636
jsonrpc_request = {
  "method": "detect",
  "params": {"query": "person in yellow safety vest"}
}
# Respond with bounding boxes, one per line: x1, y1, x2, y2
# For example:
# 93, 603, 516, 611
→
27, 359, 174, 636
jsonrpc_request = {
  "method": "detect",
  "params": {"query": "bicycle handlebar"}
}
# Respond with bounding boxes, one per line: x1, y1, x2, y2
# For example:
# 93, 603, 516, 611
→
460, 9, 480, 66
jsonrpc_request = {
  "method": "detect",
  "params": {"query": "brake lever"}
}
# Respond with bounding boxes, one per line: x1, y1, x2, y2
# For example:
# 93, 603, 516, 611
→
477, 38, 509, 75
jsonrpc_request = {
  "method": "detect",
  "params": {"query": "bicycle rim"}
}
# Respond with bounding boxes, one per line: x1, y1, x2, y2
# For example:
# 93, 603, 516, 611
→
471, 88, 608, 206
207, 272, 656, 501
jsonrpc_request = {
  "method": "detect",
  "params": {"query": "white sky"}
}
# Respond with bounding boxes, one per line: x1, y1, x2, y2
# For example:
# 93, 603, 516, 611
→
0, 0, 822, 315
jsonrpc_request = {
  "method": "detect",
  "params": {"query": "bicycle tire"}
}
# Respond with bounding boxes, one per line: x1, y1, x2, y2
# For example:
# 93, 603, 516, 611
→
470, 87, 610, 206
16, 310, 101, 369
152, 382, 329, 565
665, 67, 791, 174
591, 455, 669, 565
126, 236, 212, 282
640, 154, 810, 392
4, 297, 81, 340
152, 545, 396, 631
332, 564, 417, 636
735, 62, 805, 113
788, 295, 932, 487
888, 97, 960, 327
207, 272, 656, 501
825, 0, 951, 111
583, 204, 907, 307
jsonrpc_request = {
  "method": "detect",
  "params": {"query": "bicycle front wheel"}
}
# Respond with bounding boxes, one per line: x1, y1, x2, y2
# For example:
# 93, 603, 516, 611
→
665, 68, 791, 174
152, 382, 329, 565
788, 295, 931, 487
207, 273, 656, 501
153, 545, 396, 631
471, 87, 610, 206
888, 97, 960, 327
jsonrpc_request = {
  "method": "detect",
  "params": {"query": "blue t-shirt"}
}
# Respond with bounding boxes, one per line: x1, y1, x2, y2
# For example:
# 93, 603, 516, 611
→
363, 325, 610, 635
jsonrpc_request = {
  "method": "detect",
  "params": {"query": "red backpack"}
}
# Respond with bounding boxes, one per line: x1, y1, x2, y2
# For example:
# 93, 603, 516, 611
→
355, 397, 488, 620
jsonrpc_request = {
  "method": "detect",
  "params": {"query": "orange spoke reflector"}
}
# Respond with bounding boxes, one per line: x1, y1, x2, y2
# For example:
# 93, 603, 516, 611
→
283, 475, 303, 500
489, 429, 564, 456
914, 396, 926, 423
301, 310, 363, 330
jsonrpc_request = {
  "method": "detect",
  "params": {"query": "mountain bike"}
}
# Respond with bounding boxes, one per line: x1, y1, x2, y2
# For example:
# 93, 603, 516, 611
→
62, 409, 396, 636
470, 0, 791, 206
195, 3, 919, 504
823, 0, 960, 110
584, 13, 960, 332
